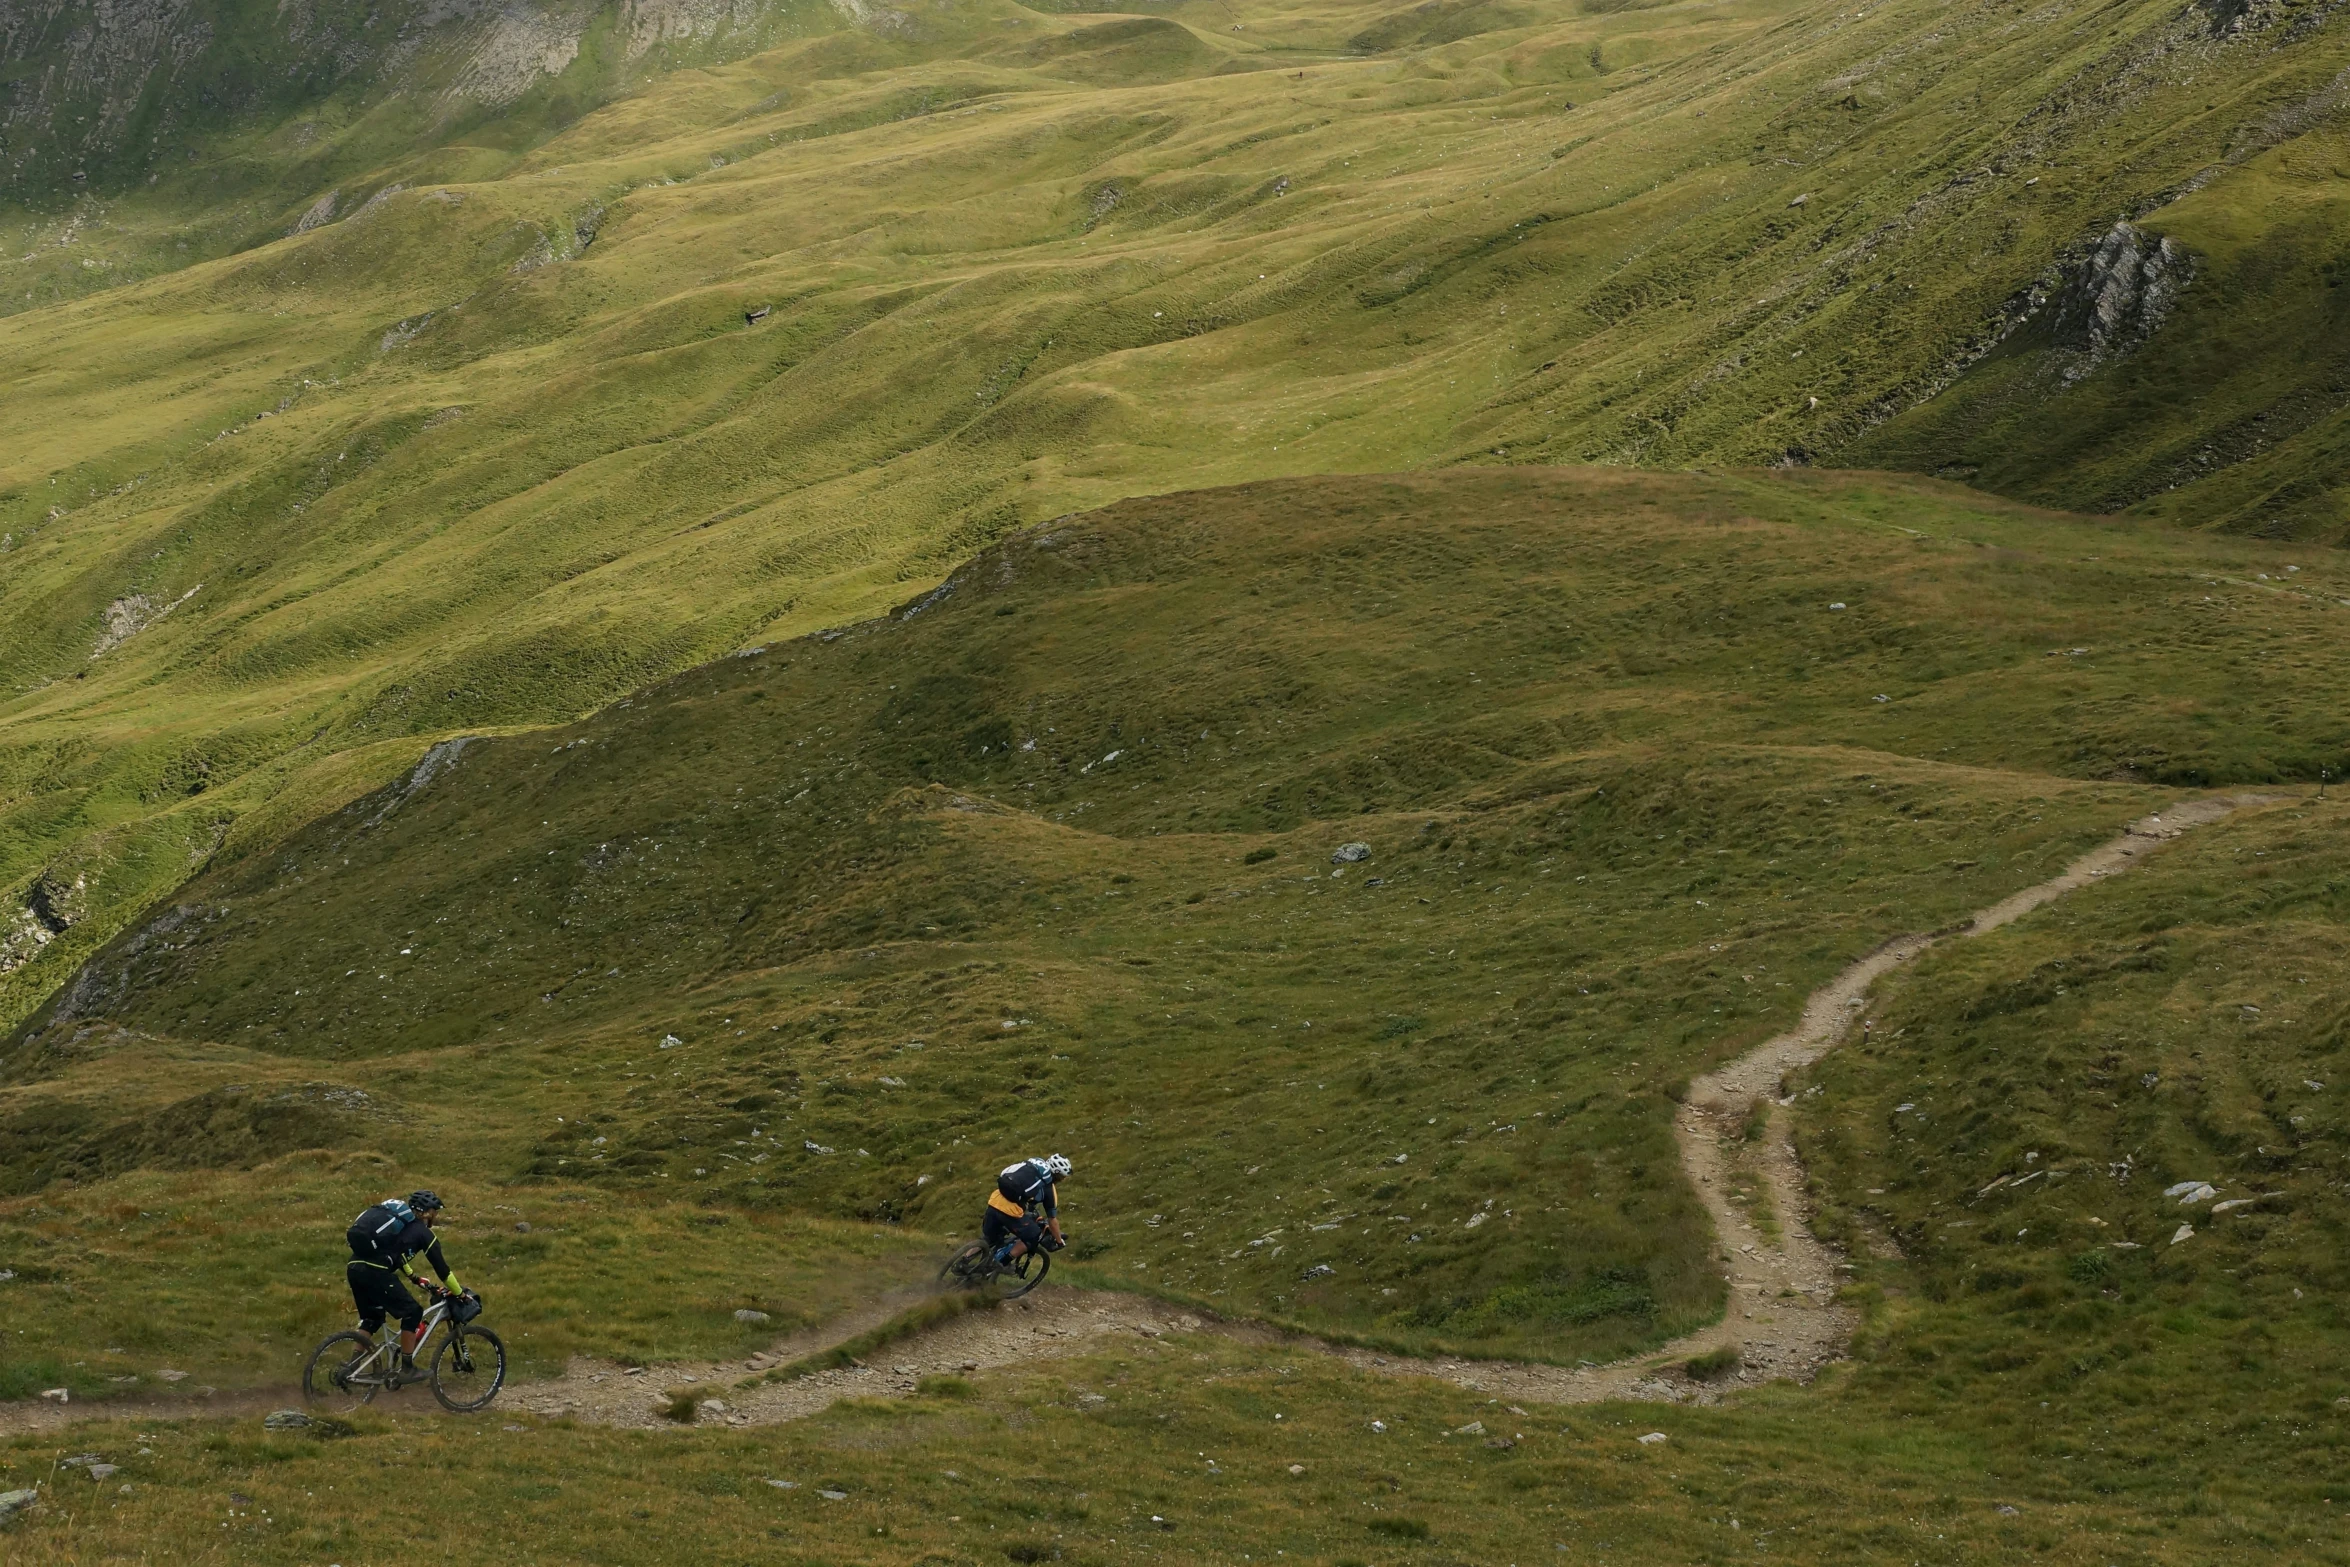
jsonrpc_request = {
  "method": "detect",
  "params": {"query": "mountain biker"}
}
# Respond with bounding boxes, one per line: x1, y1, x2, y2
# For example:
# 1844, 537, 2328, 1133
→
345, 1190, 465, 1368
984, 1154, 1070, 1265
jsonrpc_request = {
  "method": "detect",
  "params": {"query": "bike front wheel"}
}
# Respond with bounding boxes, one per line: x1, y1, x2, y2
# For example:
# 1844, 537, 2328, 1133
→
992, 1248, 1049, 1301
431, 1326, 507, 1412
302, 1330, 380, 1408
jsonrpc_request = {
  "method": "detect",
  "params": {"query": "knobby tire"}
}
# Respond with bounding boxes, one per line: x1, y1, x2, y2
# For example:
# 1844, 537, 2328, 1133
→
431, 1325, 508, 1412
302, 1329, 379, 1407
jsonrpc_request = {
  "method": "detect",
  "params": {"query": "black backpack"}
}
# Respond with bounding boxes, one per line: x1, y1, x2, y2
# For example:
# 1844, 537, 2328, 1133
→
347, 1198, 415, 1259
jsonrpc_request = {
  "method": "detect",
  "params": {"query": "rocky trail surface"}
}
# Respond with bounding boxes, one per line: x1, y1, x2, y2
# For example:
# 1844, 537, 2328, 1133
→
0, 797, 2270, 1439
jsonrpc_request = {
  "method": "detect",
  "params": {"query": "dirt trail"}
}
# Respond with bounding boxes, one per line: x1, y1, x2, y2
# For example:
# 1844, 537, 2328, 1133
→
0, 796, 2270, 1437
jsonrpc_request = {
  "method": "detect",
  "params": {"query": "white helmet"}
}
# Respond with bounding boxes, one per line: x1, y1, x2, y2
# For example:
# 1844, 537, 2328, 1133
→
1043, 1153, 1072, 1180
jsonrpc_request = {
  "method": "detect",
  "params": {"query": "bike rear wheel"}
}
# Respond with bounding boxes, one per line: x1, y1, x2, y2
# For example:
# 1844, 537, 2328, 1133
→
302, 1330, 381, 1408
941, 1240, 989, 1285
431, 1325, 507, 1412
992, 1247, 1050, 1300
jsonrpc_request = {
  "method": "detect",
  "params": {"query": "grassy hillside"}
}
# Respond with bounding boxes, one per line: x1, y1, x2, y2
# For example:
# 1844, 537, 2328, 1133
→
8, 465, 2348, 1367
1, 469, 2345, 1563
1, 0, 857, 296
8, 0, 2350, 1045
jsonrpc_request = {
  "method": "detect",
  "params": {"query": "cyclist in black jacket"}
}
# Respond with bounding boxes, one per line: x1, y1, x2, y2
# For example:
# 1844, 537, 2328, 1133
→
345, 1190, 465, 1367
984, 1154, 1070, 1264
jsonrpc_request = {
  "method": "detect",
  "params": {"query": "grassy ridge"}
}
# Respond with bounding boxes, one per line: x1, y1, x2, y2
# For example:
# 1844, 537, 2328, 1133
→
0, 471, 2346, 1561
8, 0, 2350, 1040
7, 466, 2348, 1373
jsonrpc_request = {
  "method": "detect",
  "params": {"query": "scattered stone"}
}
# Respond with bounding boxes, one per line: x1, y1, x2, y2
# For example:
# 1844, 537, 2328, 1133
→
263, 1410, 313, 1431
1301, 1263, 1335, 1279
0, 1489, 37, 1524
1484, 1438, 1516, 1450
702, 1400, 727, 1415
960, 1361, 979, 1372
2171, 1224, 2195, 1245
59, 1456, 101, 1469
1996, 1504, 2020, 1516
1637, 1432, 1669, 1446
155, 1370, 188, 1382
767, 1479, 796, 1490
2210, 1198, 2263, 1215
1454, 1420, 1485, 1436
85, 1465, 118, 1482
623, 1367, 646, 1377
1331, 843, 1371, 865
2165, 1181, 2218, 1205
735, 1309, 772, 1325
1370, 1420, 1387, 1433
1288, 1464, 1306, 1476
514, 1221, 532, 1234
818, 1489, 848, 1501
38, 1390, 67, 1404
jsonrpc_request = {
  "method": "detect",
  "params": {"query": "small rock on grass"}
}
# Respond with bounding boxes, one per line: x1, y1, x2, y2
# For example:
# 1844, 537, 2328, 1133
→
734, 1309, 771, 1324
1637, 1432, 1669, 1446
263, 1410, 313, 1430
1332, 842, 1371, 864
0, 1489, 38, 1523
37, 1390, 66, 1403
85, 1465, 118, 1482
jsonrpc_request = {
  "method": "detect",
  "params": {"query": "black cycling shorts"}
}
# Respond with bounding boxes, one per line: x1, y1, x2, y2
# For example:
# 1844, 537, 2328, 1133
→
981, 1207, 1045, 1253
347, 1259, 423, 1333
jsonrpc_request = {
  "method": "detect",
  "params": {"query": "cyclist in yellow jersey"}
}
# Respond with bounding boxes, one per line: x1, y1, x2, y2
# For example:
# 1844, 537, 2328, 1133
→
984, 1155, 1069, 1264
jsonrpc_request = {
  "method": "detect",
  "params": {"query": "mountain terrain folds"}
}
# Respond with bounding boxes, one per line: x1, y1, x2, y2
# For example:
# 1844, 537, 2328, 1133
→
1, 0, 2348, 1560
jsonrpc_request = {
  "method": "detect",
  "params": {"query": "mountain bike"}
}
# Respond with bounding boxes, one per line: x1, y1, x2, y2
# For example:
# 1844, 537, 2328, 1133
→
940, 1237, 1055, 1300
301, 1289, 506, 1413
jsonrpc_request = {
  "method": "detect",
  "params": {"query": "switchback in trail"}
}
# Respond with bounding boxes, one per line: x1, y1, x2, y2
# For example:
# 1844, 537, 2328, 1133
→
0, 795, 2275, 1440
489, 795, 2284, 1429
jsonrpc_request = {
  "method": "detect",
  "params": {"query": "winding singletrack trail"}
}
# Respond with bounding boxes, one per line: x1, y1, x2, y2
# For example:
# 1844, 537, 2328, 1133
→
0, 796, 2270, 1438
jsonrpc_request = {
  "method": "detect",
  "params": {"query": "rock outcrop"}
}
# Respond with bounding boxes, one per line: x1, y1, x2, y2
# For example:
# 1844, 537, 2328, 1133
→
2050, 221, 2192, 380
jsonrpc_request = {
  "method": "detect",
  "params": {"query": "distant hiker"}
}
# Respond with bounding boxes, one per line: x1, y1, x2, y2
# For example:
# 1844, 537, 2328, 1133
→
345, 1190, 465, 1367
985, 1154, 1070, 1265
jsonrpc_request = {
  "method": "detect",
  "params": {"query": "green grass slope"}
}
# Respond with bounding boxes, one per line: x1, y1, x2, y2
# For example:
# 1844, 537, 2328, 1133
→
1, 0, 858, 297
7, 465, 2348, 1371
1, 469, 2346, 1565
8, 0, 2350, 1042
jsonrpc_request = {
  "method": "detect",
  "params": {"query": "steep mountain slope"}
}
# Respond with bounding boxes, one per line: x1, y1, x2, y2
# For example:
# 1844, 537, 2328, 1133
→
7, 0, 2350, 1041
0, 0, 857, 288
8, 465, 2347, 1364
2, 470, 2345, 1565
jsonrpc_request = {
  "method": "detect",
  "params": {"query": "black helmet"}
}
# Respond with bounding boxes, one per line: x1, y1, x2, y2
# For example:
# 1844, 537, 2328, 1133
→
408, 1190, 445, 1213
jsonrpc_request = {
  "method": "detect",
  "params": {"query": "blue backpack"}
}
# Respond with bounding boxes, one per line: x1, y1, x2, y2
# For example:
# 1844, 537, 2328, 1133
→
347, 1198, 416, 1260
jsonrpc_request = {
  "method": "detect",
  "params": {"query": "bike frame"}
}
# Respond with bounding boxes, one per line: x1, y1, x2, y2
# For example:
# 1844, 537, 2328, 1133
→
346, 1293, 455, 1385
